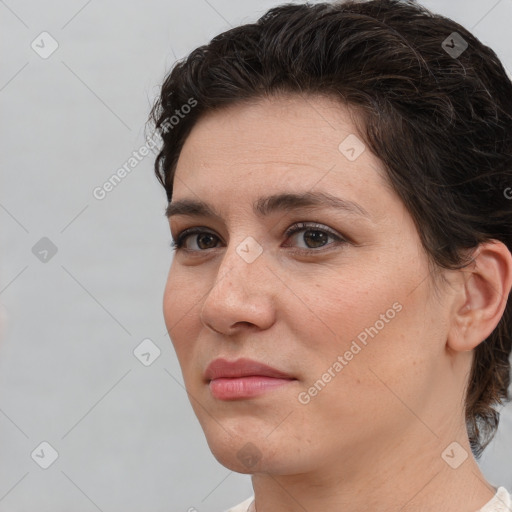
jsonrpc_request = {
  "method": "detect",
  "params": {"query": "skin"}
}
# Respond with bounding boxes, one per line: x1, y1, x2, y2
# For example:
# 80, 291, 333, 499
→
163, 93, 512, 512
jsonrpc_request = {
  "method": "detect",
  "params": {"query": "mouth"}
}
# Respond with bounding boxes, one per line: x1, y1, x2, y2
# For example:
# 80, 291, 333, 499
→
208, 376, 296, 400
204, 357, 297, 400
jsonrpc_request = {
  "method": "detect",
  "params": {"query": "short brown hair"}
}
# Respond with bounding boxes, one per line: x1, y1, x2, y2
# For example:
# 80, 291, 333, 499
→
149, 0, 512, 458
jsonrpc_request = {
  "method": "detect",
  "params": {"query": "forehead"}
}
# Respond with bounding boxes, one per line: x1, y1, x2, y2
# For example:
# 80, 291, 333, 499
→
178, 94, 360, 166
172, 93, 394, 216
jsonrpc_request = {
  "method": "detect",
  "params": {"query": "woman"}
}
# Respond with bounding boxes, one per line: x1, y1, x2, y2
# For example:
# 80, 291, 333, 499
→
150, 1, 512, 510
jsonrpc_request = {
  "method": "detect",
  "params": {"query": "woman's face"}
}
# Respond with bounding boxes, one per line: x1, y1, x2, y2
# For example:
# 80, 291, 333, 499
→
163, 94, 460, 476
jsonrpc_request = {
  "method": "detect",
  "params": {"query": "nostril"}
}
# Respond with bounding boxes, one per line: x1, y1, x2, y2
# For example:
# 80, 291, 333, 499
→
235, 321, 254, 328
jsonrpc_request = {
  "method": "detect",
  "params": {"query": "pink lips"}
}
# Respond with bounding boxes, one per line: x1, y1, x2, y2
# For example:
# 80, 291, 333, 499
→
204, 358, 296, 400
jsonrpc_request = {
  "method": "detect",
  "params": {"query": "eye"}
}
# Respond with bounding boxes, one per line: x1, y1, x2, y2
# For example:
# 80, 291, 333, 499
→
283, 222, 347, 251
170, 222, 348, 254
170, 227, 220, 252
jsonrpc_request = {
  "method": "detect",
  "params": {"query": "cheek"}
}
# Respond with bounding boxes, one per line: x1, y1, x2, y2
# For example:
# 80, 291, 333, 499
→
284, 262, 405, 353
163, 260, 206, 318
163, 264, 205, 365
286, 260, 439, 415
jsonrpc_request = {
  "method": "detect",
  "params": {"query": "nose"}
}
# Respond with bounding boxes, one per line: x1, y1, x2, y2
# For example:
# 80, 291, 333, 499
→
199, 240, 276, 336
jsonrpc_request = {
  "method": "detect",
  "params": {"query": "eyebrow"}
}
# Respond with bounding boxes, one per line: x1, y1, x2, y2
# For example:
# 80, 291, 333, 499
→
166, 191, 370, 220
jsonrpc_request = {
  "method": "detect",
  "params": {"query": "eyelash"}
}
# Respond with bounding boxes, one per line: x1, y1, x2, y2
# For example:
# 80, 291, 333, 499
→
169, 222, 348, 254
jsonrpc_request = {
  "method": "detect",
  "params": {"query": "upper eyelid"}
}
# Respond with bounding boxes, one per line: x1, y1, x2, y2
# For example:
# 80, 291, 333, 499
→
174, 222, 345, 247
285, 223, 342, 239
175, 222, 337, 236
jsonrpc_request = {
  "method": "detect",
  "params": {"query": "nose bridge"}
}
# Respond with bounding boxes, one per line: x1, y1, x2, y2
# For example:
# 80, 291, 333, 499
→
200, 233, 274, 333
212, 234, 267, 297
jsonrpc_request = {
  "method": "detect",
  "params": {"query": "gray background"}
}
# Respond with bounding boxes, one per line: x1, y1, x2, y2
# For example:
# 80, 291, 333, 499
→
0, 1, 511, 511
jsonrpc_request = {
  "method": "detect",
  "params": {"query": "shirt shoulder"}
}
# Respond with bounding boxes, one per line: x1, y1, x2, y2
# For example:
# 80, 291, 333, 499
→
478, 486, 512, 512
223, 496, 255, 512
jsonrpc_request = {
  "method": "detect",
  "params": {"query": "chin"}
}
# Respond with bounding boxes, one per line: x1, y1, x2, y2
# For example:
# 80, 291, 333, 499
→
205, 436, 261, 473
202, 425, 310, 476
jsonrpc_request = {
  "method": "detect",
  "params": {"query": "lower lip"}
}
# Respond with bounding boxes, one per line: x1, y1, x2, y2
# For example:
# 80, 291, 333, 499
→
209, 376, 296, 400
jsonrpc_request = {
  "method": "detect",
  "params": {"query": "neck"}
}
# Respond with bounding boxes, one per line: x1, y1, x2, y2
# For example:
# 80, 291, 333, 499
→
250, 426, 496, 512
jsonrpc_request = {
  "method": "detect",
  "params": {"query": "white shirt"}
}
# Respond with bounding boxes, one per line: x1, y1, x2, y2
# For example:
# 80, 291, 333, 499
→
225, 496, 254, 512
225, 486, 512, 512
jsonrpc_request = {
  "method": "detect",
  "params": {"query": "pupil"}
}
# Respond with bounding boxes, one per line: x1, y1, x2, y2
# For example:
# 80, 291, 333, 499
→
304, 230, 327, 248
198, 233, 216, 249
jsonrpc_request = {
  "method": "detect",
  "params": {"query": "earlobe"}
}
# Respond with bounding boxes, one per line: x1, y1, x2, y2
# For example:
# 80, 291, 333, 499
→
447, 240, 512, 353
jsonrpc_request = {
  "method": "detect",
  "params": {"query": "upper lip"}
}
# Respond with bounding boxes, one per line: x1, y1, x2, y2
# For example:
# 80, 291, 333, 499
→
204, 358, 295, 381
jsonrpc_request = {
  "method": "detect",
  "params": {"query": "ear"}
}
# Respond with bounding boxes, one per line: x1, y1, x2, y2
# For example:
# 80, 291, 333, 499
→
447, 240, 512, 352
